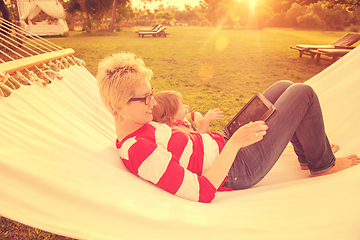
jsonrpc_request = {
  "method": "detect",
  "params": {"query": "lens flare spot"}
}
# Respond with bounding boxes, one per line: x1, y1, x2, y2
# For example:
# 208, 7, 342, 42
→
230, 11, 240, 22
215, 35, 228, 52
199, 63, 214, 81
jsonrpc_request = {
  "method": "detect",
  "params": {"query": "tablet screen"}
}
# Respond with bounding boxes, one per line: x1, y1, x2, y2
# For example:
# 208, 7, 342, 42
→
225, 93, 275, 137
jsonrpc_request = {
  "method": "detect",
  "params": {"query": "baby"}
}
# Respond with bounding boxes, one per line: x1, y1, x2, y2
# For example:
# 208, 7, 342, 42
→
152, 91, 223, 133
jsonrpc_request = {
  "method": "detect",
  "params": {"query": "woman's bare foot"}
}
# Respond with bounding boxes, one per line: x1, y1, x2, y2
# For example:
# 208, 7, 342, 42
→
300, 144, 340, 170
331, 144, 339, 154
310, 154, 360, 177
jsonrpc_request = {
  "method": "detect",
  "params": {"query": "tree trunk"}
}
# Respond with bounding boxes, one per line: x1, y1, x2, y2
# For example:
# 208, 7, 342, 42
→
0, 0, 12, 22
0, 0, 12, 37
109, 0, 118, 32
79, 0, 91, 29
69, 13, 76, 31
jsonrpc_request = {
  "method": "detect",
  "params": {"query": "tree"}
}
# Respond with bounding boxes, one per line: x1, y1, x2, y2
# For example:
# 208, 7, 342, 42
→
65, 0, 82, 30
285, 3, 307, 27
199, 0, 271, 29
296, 12, 323, 29
246, 0, 271, 29
109, 0, 132, 32
1, 0, 24, 46
267, 1, 354, 30
309, 2, 349, 29
266, 0, 360, 13
1, 0, 12, 37
154, 10, 173, 24
85, 0, 113, 29
66, 0, 91, 29
0, 0, 12, 21
109, 0, 118, 32
211, 0, 246, 28
200, 0, 222, 26
349, 6, 360, 25
65, 0, 112, 30
323, 0, 360, 11
173, 4, 205, 26
266, 0, 295, 13
266, 0, 318, 13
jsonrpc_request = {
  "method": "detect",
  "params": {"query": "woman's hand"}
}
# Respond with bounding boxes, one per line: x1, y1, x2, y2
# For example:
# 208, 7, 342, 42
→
203, 120, 267, 189
228, 121, 268, 149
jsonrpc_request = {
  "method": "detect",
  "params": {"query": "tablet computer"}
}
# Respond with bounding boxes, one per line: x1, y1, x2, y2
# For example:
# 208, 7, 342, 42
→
224, 93, 276, 137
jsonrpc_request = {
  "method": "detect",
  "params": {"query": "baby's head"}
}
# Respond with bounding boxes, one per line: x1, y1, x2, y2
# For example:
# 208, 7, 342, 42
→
152, 91, 186, 123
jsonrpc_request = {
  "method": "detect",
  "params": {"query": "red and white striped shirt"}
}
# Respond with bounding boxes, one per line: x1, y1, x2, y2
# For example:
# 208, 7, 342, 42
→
116, 121, 226, 203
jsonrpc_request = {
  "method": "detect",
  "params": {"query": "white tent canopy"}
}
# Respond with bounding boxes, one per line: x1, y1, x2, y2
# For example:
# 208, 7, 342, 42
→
17, 0, 68, 36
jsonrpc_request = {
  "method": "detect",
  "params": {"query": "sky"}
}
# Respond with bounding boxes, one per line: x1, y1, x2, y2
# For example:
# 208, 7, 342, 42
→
131, 0, 202, 10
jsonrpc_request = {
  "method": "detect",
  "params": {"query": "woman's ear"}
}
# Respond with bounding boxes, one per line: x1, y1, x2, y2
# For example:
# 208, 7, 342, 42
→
114, 101, 125, 114
116, 104, 129, 117
116, 108, 123, 115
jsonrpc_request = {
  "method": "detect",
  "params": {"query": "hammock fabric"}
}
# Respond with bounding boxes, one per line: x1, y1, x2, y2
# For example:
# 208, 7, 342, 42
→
1, 47, 360, 240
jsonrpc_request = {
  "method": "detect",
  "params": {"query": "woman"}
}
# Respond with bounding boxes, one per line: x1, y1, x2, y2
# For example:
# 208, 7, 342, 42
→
96, 52, 360, 203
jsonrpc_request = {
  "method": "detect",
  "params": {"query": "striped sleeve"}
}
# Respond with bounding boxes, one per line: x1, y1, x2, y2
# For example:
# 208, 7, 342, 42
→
118, 135, 217, 203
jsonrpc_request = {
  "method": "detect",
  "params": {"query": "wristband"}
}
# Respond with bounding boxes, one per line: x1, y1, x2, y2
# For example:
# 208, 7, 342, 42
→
191, 111, 198, 122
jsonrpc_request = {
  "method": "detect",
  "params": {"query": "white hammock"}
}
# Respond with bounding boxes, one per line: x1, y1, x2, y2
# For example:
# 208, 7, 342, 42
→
1, 23, 360, 239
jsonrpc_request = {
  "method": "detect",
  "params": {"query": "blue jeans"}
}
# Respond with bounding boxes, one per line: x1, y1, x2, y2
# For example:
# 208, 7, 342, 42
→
223, 81, 336, 190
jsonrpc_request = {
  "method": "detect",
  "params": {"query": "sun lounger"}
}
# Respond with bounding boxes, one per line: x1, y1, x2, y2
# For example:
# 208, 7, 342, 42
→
290, 33, 360, 58
310, 48, 352, 64
137, 26, 169, 37
135, 24, 161, 33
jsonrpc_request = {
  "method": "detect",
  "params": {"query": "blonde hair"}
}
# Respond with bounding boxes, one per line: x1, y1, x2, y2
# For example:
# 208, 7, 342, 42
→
96, 52, 153, 116
152, 91, 183, 123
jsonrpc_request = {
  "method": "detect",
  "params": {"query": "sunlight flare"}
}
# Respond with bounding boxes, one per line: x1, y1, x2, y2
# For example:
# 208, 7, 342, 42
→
249, 0, 258, 14
215, 34, 229, 52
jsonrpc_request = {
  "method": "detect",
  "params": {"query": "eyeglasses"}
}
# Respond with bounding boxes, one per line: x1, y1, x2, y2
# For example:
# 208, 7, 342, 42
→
128, 88, 154, 105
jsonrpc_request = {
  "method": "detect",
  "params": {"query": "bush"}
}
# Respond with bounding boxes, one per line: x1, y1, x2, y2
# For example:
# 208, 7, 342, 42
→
275, 1, 352, 30
267, 13, 286, 27
297, 12, 323, 29
349, 25, 360, 32
314, 3, 348, 30
285, 3, 307, 27
349, 8, 360, 25
188, 19, 199, 26
154, 11, 174, 25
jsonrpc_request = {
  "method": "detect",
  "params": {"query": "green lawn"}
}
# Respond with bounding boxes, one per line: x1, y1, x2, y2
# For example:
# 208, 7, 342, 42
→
1, 26, 356, 239
49, 26, 346, 129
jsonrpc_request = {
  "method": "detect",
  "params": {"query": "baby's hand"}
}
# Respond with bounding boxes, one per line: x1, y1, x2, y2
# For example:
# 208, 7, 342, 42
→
203, 109, 223, 123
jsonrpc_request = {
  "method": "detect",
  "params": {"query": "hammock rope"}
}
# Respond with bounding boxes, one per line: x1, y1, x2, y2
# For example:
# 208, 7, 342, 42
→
0, 17, 78, 97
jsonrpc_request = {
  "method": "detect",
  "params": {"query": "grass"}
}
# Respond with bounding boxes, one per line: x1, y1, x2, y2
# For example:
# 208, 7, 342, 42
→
48, 26, 347, 129
0, 217, 75, 240
1, 26, 355, 239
